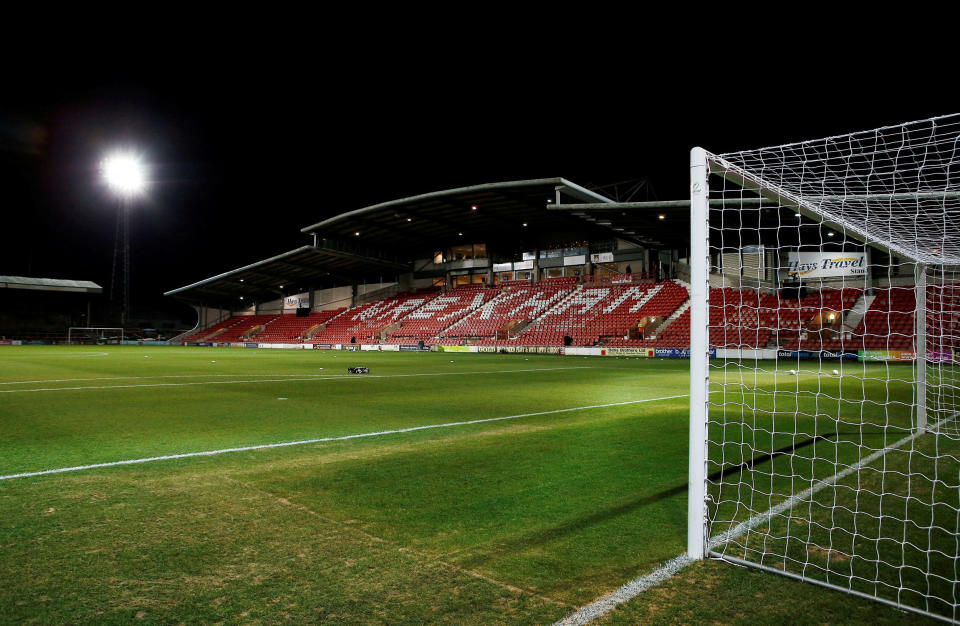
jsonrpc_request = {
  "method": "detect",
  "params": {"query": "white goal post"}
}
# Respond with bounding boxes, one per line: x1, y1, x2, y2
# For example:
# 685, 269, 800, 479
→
67, 327, 125, 345
688, 114, 960, 622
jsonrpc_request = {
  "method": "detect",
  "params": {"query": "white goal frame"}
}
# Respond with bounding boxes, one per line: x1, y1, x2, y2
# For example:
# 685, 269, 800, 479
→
67, 327, 125, 345
687, 115, 960, 623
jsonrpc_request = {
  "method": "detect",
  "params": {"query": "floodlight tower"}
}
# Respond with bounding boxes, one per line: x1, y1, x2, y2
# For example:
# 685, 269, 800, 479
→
101, 152, 147, 327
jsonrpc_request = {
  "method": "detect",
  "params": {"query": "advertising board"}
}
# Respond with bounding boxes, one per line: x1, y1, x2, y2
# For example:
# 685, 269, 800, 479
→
784, 251, 866, 279
283, 293, 310, 310
858, 350, 915, 362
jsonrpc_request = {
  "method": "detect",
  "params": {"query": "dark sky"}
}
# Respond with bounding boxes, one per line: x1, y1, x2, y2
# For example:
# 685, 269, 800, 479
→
0, 44, 952, 322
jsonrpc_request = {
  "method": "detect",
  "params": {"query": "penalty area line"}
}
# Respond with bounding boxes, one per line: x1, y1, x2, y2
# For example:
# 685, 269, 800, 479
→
0, 393, 688, 482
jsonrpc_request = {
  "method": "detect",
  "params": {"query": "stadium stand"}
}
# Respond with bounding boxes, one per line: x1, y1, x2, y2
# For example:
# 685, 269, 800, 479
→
212, 315, 280, 343
928, 282, 960, 350
308, 291, 440, 345
850, 286, 916, 350
254, 308, 345, 343
511, 281, 661, 346
173, 281, 931, 352
440, 282, 576, 345
599, 281, 691, 347
179, 315, 272, 343
385, 285, 498, 345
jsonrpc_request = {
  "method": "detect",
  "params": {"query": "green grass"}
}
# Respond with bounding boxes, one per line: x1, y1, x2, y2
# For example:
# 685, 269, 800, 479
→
0, 346, 948, 623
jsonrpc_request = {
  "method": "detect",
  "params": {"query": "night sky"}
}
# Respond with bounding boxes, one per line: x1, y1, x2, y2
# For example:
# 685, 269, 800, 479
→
1, 46, 952, 325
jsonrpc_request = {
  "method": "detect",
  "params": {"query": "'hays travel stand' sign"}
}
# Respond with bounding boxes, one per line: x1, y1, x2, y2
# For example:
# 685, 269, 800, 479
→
785, 252, 866, 279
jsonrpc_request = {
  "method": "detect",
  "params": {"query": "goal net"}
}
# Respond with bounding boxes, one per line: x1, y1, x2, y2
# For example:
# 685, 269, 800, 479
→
67, 327, 125, 345
688, 114, 960, 622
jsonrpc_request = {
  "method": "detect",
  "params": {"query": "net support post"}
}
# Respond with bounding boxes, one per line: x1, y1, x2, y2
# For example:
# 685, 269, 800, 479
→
687, 147, 710, 559
916, 264, 927, 432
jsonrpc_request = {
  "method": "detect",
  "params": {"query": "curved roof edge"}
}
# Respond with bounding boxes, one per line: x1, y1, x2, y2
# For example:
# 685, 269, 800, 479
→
300, 177, 613, 234
1, 276, 103, 294
163, 246, 316, 298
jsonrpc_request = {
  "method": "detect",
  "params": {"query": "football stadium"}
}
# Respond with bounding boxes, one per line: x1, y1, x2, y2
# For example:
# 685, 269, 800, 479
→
3, 113, 960, 624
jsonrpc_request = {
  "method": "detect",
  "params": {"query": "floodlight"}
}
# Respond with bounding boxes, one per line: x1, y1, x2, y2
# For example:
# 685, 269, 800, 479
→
102, 153, 147, 196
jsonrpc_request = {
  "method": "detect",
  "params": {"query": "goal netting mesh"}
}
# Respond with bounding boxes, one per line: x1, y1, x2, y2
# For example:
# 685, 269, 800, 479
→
693, 114, 960, 622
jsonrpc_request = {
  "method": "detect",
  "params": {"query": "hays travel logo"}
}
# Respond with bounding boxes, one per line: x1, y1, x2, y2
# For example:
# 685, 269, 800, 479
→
786, 252, 867, 278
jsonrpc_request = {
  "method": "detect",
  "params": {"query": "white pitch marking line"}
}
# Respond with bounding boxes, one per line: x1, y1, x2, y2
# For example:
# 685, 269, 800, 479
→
554, 555, 694, 625
0, 394, 688, 482
554, 415, 954, 626
0, 366, 596, 394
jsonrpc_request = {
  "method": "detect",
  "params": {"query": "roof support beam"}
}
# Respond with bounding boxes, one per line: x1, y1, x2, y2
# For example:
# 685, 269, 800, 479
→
548, 199, 767, 211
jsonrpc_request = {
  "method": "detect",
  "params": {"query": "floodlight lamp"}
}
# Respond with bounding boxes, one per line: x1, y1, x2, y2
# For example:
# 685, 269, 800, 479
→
102, 153, 147, 196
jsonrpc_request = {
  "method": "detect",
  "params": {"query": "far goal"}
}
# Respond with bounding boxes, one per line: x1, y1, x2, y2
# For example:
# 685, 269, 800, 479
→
67, 327, 125, 345
688, 114, 960, 622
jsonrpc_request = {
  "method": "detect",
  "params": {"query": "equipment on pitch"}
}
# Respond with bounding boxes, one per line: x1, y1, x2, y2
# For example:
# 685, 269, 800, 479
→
347, 367, 369, 374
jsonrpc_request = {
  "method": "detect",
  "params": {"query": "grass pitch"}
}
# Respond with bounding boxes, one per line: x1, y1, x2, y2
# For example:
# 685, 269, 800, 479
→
0, 346, 941, 623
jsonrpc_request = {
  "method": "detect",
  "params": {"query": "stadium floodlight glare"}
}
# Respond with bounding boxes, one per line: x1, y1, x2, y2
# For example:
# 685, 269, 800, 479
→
101, 153, 147, 197
102, 150, 147, 328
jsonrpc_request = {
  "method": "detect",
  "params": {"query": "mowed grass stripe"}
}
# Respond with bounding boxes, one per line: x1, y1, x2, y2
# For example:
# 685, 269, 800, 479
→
1, 353, 670, 476
0, 373, 339, 385
0, 394, 687, 481
0, 366, 596, 393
